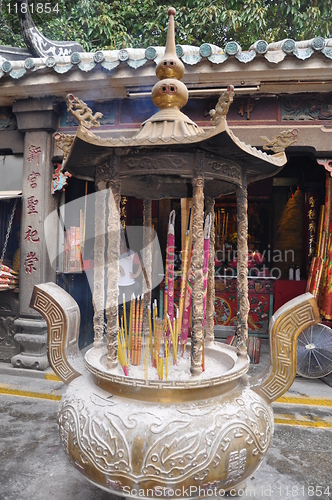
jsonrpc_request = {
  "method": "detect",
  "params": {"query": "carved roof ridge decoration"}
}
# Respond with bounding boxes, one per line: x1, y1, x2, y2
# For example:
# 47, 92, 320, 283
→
18, 0, 85, 58
1, 36, 332, 80
225, 125, 287, 167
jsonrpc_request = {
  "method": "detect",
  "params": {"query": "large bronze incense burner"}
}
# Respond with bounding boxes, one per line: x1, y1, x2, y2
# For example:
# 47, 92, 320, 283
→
31, 284, 319, 497
31, 8, 320, 498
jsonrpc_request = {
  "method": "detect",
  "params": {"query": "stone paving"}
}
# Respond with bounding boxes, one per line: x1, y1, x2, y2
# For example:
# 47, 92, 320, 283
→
0, 394, 331, 500
0, 340, 331, 499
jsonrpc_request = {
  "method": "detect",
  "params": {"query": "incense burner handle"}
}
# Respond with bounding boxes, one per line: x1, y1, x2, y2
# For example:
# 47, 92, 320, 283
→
250, 293, 320, 404
30, 282, 83, 384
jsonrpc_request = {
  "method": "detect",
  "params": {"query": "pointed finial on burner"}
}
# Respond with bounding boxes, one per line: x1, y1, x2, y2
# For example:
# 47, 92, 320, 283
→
136, 7, 203, 141
155, 7, 185, 81
164, 8, 177, 56
152, 7, 188, 110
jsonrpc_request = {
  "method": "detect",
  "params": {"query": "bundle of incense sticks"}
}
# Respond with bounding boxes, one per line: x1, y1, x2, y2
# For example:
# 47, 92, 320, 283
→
117, 318, 128, 376
180, 269, 193, 355
143, 334, 149, 380
129, 293, 136, 361
123, 292, 128, 352
137, 295, 144, 365
202, 337, 205, 372
156, 351, 164, 380
178, 209, 191, 338
114, 207, 214, 378
214, 208, 228, 250
148, 304, 153, 360
164, 335, 173, 379
117, 297, 204, 378
167, 312, 179, 364
132, 295, 144, 366
174, 313, 178, 363
134, 295, 139, 364
221, 209, 226, 244
153, 317, 164, 369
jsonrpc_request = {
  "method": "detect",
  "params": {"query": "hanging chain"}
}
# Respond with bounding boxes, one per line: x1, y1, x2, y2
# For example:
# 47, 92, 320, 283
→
0, 198, 18, 266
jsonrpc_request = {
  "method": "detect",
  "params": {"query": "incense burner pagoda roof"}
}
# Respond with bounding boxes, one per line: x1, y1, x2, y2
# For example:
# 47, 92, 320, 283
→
1, 36, 332, 81
61, 9, 287, 194
61, 94, 287, 199
63, 112, 286, 177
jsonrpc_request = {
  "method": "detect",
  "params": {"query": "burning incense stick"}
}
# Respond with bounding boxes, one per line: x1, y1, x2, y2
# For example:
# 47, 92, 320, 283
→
176, 307, 180, 355
221, 209, 226, 243
131, 295, 137, 363
148, 304, 153, 360
167, 313, 178, 365
202, 215, 211, 329
137, 295, 144, 366
180, 267, 193, 355
173, 316, 177, 363
158, 353, 164, 380
178, 209, 191, 336
165, 335, 169, 379
120, 317, 128, 367
166, 210, 176, 337
143, 334, 149, 380
154, 318, 163, 368
123, 293, 128, 350
202, 335, 205, 372
117, 327, 128, 376
167, 314, 175, 344
128, 293, 134, 359
133, 296, 140, 365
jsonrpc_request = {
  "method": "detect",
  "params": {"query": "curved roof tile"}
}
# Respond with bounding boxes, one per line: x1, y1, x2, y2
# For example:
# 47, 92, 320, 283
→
1, 35, 332, 80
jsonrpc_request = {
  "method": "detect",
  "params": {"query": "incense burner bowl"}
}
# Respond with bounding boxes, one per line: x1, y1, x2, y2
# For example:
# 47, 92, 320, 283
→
30, 283, 320, 498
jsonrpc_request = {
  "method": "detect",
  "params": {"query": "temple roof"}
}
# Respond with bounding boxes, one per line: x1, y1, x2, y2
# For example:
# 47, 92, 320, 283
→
1, 36, 332, 81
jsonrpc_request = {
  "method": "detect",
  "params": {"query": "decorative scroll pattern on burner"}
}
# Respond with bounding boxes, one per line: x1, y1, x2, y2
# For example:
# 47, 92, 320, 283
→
252, 297, 320, 403
85, 358, 248, 389
58, 386, 272, 493
122, 155, 191, 172
206, 161, 241, 182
